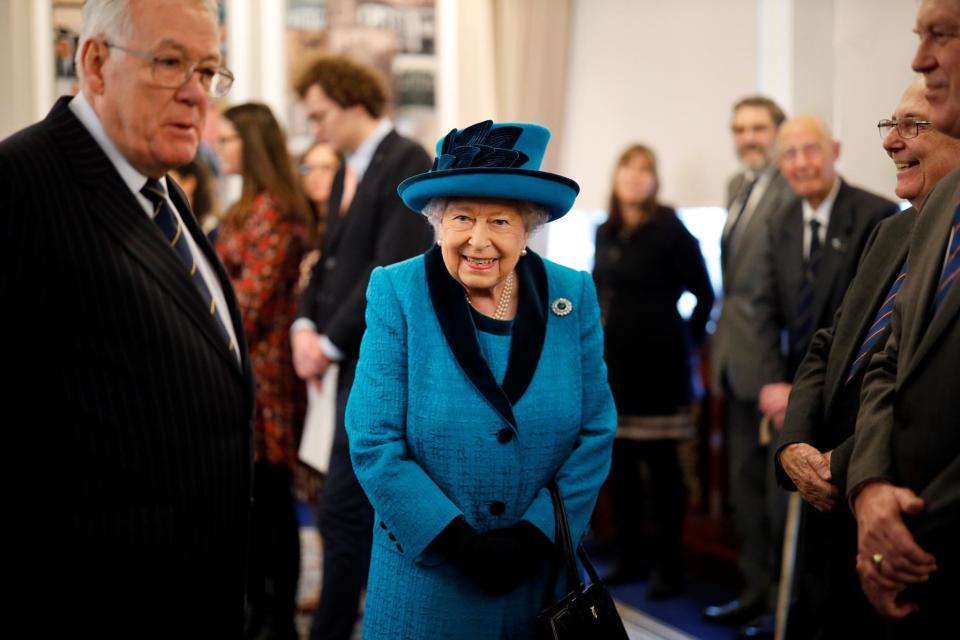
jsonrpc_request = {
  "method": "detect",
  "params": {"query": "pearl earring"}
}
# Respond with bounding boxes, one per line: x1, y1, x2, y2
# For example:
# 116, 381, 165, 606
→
437, 239, 442, 247
521, 248, 528, 256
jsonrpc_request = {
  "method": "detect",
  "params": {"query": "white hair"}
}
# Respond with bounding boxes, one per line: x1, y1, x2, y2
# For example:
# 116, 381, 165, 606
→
75, 0, 218, 80
422, 197, 550, 241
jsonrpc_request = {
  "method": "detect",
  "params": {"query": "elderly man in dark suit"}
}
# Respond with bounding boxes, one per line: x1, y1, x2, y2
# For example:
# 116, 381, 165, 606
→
290, 55, 433, 640
748, 115, 897, 638
848, 1, 960, 635
1, 0, 253, 636
705, 96, 796, 629
775, 78, 960, 639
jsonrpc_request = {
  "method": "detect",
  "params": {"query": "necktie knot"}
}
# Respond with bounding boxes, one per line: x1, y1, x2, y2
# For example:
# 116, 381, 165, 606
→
141, 178, 167, 205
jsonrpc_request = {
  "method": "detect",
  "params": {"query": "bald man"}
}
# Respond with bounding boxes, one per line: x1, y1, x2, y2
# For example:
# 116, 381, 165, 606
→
742, 116, 897, 636
774, 80, 960, 639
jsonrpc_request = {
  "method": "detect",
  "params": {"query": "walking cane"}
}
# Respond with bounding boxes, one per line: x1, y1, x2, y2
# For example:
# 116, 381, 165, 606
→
775, 478, 802, 639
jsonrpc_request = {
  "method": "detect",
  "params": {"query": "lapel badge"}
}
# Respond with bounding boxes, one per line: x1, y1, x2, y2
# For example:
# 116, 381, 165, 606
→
830, 237, 847, 252
551, 297, 573, 317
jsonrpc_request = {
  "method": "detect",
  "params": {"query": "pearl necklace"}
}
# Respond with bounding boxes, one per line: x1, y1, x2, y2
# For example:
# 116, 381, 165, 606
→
466, 271, 515, 320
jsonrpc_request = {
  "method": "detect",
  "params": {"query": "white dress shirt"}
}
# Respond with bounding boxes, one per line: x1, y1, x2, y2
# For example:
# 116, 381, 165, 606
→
801, 178, 841, 259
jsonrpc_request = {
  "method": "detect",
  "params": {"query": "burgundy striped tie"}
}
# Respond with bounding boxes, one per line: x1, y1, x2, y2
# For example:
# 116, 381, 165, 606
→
846, 262, 907, 384
931, 204, 960, 314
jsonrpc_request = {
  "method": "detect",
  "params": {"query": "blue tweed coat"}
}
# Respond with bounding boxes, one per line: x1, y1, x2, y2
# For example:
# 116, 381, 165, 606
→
346, 246, 617, 639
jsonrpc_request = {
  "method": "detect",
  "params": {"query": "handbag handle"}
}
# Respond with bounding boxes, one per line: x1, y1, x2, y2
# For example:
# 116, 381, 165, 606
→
547, 481, 581, 591
547, 481, 607, 592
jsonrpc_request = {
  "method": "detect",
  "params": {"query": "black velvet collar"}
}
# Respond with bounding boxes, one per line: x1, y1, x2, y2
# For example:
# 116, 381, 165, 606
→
424, 245, 548, 430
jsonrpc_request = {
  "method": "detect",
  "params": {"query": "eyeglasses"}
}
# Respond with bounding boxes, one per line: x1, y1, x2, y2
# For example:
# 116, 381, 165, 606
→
299, 163, 338, 175
877, 117, 932, 139
105, 41, 234, 97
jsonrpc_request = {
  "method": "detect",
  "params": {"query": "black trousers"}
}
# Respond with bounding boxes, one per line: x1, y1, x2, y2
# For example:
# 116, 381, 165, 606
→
246, 460, 301, 640
786, 503, 882, 639
609, 438, 687, 578
310, 360, 373, 640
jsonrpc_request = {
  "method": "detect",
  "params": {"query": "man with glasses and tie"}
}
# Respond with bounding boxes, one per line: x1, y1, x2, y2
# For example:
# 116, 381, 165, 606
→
746, 115, 897, 638
705, 96, 796, 631
774, 78, 960, 639
0, 1, 253, 636
848, 1, 960, 635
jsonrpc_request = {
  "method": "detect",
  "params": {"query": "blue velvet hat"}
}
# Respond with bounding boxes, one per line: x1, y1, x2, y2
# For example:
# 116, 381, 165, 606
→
397, 120, 579, 221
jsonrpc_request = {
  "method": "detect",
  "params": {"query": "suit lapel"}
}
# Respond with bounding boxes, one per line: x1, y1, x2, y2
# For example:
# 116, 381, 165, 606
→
424, 246, 550, 430
167, 178, 249, 378
726, 171, 787, 284
501, 251, 548, 406
323, 167, 347, 252
324, 130, 399, 256
902, 171, 960, 380
823, 215, 912, 409
425, 246, 517, 428
781, 203, 805, 305
50, 99, 245, 379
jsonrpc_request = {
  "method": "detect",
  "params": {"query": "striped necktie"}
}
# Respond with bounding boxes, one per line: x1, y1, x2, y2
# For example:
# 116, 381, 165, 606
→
931, 204, 960, 313
792, 219, 822, 356
845, 262, 907, 384
141, 178, 237, 356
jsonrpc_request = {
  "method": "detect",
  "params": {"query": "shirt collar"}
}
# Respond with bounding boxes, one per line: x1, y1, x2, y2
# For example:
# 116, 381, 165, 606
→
347, 119, 392, 183
69, 92, 157, 218
802, 177, 842, 229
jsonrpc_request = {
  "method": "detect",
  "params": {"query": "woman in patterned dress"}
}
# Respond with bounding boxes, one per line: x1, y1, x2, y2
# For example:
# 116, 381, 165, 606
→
215, 102, 311, 640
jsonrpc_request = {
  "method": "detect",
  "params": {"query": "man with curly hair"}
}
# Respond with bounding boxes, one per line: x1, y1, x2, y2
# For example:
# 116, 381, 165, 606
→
291, 55, 433, 640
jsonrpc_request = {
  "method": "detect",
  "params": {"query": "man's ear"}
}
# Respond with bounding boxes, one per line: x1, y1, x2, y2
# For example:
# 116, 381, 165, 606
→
79, 38, 109, 95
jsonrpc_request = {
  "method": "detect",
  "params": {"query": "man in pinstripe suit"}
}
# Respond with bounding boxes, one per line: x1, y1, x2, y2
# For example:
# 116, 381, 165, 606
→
1, 1, 253, 636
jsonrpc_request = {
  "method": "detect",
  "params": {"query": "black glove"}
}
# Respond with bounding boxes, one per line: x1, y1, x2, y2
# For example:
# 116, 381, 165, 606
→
435, 518, 552, 595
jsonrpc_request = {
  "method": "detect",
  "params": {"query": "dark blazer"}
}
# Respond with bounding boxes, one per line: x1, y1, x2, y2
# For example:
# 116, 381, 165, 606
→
847, 168, 960, 625
776, 208, 916, 494
711, 168, 796, 400
772, 209, 916, 639
297, 130, 434, 360
593, 207, 715, 415
1, 98, 255, 636
754, 180, 898, 386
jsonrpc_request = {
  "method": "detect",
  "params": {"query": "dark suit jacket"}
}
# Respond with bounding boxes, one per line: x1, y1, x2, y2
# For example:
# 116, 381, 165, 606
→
770, 210, 915, 638
297, 130, 433, 363
776, 208, 916, 495
1, 97, 254, 637
711, 168, 796, 400
848, 166, 960, 543
754, 180, 898, 386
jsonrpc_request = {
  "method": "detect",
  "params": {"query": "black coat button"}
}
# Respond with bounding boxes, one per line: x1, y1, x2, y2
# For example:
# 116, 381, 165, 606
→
388, 533, 397, 541
379, 521, 388, 530
489, 501, 506, 515
497, 428, 513, 443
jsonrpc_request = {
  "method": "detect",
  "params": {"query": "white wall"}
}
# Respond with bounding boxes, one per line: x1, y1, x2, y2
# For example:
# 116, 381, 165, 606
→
831, 0, 917, 201
559, 0, 920, 211
0, 0, 53, 138
559, 0, 758, 210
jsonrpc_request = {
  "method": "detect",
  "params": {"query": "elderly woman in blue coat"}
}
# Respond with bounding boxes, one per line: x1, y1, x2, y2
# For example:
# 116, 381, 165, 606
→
345, 120, 617, 639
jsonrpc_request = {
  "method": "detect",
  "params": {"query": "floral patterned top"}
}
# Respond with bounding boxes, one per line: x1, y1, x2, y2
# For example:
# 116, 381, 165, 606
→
216, 193, 308, 468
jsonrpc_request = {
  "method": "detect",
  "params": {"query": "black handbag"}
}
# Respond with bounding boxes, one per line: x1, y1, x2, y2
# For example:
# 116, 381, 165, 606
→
535, 482, 629, 640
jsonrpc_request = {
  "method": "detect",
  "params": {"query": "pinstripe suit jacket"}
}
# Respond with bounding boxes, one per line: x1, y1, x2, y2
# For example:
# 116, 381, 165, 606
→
1, 97, 254, 637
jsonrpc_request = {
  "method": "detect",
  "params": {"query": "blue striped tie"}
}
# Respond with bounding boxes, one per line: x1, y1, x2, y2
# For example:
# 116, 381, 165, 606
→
931, 204, 960, 313
141, 178, 236, 355
792, 219, 822, 356
845, 262, 907, 384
